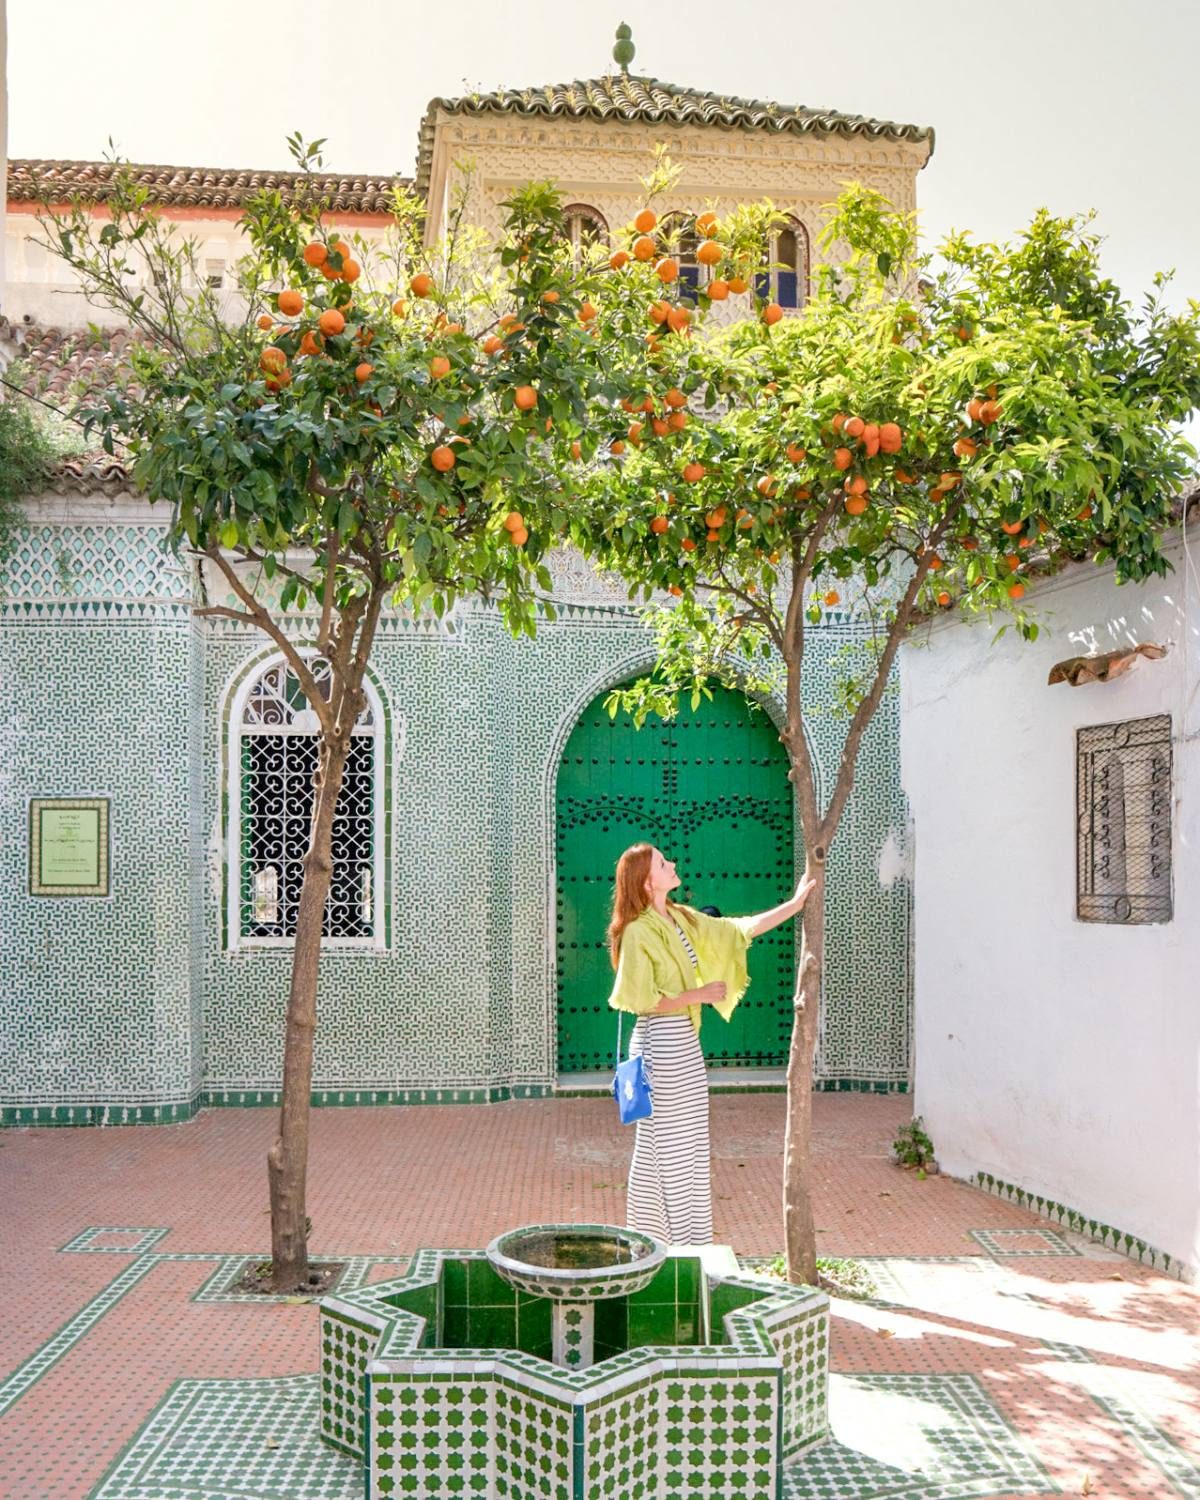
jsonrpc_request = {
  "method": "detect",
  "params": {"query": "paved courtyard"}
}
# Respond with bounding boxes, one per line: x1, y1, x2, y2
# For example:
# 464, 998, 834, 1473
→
1, 1092, 1196, 1499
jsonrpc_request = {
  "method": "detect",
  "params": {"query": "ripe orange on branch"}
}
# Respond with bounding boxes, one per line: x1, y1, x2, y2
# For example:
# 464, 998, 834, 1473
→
430, 445, 456, 472
302, 242, 328, 267
429, 355, 451, 380
682, 461, 707, 484
655, 258, 679, 284
695, 212, 718, 235
833, 448, 852, 471
318, 308, 346, 337
409, 272, 434, 298
260, 346, 287, 375
697, 239, 722, 266
634, 208, 658, 234
354, 362, 374, 384
503, 511, 525, 533
277, 289, 303, 317
707, 279, 729, 301
633, 235, 656, 262
650, 516, 670, 534
879, 423, 903, 454
845, 495, 869, 516
609, 250, 630, 270
514, 385, 538, 411
664, 388, 687, 409
763, 302, 783, 326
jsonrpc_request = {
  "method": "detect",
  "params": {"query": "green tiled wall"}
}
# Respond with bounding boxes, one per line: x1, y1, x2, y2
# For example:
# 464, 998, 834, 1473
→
1, 506, 911, 1119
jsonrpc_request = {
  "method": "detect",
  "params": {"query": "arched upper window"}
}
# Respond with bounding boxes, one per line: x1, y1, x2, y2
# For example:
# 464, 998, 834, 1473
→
562, 204, 608, 264
227, 653, 386, 949
756, 217, 810, 310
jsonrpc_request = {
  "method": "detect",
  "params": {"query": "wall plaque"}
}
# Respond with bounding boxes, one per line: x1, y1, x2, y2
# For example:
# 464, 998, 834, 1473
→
29, 798, 110, 897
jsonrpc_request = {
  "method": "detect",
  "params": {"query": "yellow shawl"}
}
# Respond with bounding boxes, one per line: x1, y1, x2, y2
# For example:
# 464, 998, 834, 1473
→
607, 905, 756, 1034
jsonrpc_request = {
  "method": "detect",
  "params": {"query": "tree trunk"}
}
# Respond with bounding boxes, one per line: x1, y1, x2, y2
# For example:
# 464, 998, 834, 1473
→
266, 731, 351, 1290
783, 859, 825, 1285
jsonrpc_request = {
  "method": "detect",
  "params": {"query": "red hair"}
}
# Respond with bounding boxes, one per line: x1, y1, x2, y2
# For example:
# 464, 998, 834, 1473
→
607, 843, 693, 968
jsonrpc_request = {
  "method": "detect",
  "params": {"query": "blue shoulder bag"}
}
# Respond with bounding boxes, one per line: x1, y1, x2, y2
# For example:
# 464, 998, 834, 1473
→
612, 1011, 653, 1125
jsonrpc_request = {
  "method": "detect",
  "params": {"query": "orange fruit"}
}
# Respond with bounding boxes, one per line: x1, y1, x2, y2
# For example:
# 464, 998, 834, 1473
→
634, 208, 658, 234
570, 440, 582, 459
928, 555, 944, 571
503, 511, 524, 532
756, 475, 778, 498
355, 362, 374, 383
430, 445, 456, 472
666, 306, 691, 333
961, 536, 978, 550
318, 308, 346, 337
669, 584, 683, 596
578, 301, 597, 322
655, 257, 679, 283
707, 278, 729, 301
609, 250, 630, 270
966, 397, 984, 423
648, 300, 671, 325
706, 528, 720, 543
844, 416, 865, 439
681, 537, 697, 552
652, 417, 669, 436
1077, 503, 1093, 520
763, 302, 784, 326
697, 239, 722, 266
391, 298, 408, 318
650, 516, 670, 534
879, 422, 902, 454
1000, 520, 1023, 536
302, 241, 328, 267
278, 289, 303, 316
510, 527, 529, 546
256, 314, 274, 331
633, 235, 656, 262
833, 447, 852, 471
668, 411, 687, 431
640, 395, 655, 413
695, 211, 718, 235
341, 260, 361, 284
936, 590, 951, 606
664, 387, 687, 409
541, 289, 560, 304
333, 239, 352, 262
845, 495, 869, 516
954, 437, 977, 459
410, 272, 434, 297
260, 346, 287, 375
611, 440, 626, 455
824, 590, 840, 606
894, 468, 915, 484
786, 444, 807, 463
514, 385, 538, 411
979, 400, 1002, 424
682, 461, 706, 483
1008, 581, 1025, 600
844, 474, 868, 496
299, 330, 323, 357
320, 262, 340, 281
940, 471, 962, 488
1006, 555, 1021, 572
727, 276, 748, 294
429, 355, 451, 380
628, 421, 643, 443
482, 335, 503, 355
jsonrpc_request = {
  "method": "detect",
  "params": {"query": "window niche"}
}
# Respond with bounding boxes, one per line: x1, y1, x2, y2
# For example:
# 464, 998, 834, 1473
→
1076, 713, 1172, 923
229, 655, 384, 948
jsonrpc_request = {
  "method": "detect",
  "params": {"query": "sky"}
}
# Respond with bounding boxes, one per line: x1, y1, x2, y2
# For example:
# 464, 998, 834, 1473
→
8, 0, 1200, 322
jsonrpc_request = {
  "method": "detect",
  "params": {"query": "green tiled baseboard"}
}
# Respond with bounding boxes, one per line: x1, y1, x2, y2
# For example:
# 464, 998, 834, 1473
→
972, 1171, 1186, 1280
814, 1078, 909, 1095
0, 1101, 198, 1127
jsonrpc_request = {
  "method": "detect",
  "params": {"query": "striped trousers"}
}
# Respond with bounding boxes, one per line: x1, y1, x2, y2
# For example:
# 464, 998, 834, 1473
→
626, 1014, 713, 1246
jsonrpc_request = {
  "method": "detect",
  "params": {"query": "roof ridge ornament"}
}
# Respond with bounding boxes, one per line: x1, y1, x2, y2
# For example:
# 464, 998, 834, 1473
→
612, 22, 635, 75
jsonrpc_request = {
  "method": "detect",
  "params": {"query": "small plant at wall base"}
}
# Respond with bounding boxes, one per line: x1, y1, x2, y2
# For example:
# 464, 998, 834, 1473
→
0, 394, 80, 595
36, 139, 766, 1292
892, 1116, 936, 1174
572, 187, 1200, 1285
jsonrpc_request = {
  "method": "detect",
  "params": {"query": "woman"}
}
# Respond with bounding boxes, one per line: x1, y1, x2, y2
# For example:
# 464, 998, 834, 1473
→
607, 843, 816, 1246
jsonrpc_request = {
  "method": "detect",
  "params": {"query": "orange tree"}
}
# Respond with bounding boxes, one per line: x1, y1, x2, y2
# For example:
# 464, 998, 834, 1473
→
39, 140, 726, 1289
570, 187, 1200, 1284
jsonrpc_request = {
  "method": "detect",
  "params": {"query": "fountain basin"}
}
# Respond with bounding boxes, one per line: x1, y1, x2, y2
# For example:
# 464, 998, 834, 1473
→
319, 1231, 829, 1499
486, 1222, 665, 1301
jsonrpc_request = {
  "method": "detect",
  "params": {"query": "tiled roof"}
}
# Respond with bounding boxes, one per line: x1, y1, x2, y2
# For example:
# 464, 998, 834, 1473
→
1, 315, 144, 406
8, 159, 408, 214
416, 73, 934, 195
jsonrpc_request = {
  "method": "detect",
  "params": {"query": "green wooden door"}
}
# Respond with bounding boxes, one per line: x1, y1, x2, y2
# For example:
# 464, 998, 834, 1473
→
556, 684, 796, 1073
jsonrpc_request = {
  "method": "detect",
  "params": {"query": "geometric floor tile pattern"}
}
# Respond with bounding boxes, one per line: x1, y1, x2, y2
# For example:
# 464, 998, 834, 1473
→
1, 1094, 1198, 1499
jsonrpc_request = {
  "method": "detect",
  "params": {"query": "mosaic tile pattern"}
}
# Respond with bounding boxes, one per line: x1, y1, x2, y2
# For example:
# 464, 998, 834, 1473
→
969, 1227, 1079, 1259
972, 1171, 1181, 1276
2, 512, 912, 1118
91, 1373, 360, 1500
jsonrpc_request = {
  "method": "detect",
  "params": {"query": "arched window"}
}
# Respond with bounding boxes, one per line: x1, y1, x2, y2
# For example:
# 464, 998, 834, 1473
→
228, 653, 385, 948
562, 204, 608, 264
755, 217, 809, 310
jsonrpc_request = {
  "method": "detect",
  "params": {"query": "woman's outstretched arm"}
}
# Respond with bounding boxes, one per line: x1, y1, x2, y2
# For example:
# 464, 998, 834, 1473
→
743, 875, 818, 938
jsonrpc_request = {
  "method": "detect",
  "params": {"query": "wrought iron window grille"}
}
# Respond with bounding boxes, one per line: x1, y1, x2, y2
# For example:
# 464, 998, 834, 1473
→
1076, 713, 1172, 924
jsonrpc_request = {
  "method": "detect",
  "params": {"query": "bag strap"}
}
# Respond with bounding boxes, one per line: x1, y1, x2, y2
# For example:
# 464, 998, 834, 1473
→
614, 1009, 624, 1071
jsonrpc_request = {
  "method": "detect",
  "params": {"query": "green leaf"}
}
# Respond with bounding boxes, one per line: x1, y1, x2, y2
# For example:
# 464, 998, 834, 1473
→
219, 519, 239, 548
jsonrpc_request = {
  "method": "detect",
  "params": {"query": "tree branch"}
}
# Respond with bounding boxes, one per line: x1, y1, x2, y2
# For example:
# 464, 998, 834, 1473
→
817, 499, 964, 848
203, 545, 335, 734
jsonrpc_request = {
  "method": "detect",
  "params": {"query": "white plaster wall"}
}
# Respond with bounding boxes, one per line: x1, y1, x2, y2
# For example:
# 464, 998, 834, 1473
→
900, 532, 1200, 1274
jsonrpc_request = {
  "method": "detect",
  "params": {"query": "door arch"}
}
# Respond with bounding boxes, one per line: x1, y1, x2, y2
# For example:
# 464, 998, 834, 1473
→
555, 682, 796, 1073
